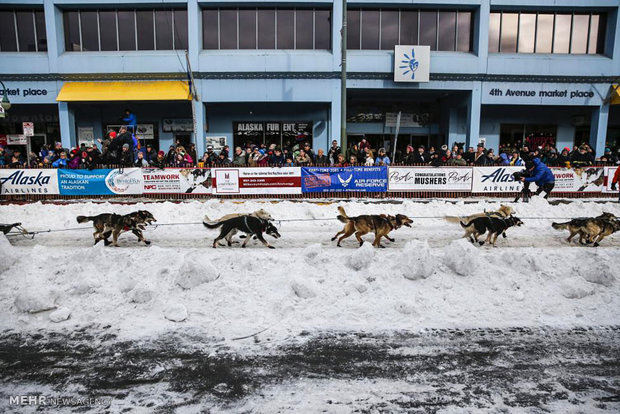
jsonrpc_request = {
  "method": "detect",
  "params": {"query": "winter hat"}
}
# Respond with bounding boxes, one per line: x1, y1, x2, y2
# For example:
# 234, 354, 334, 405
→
259, 149, 266, 155
122, 143, 129, 149
605, 147, 611, 153
407, 145, 414, 152
441, 144, 448, 151
563, 147, 570, 152
158, 150, 165, 156
109, 131, 117, 138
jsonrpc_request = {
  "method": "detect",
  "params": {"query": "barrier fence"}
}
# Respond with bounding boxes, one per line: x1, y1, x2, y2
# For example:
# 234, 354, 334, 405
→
0, 165, 617, 201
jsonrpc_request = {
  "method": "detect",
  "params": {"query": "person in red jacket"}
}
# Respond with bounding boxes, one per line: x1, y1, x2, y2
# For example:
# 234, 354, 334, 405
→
611, 167, 620, 201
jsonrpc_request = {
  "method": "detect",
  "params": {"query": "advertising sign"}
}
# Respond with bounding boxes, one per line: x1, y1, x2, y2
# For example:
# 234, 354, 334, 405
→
7, 135, 27, 145
302, 167, 388, 193
0, 169, 59, 194
142, 168, 212, 194
604, 167, 618, 193
472, 166, 524, 193
58, 168, 143, 195
212, 167, 301, 195
389, 167, 472, 192
550, 167, 604, 192
394, 45, 430, 83
163, 119, 194, 132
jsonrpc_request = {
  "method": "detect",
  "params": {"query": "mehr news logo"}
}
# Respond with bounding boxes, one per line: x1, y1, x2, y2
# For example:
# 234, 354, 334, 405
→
9, 395, 112, 407
399, 48, 419, 80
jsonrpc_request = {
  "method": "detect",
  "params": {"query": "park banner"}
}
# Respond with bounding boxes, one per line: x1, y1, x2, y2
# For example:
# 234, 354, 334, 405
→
142, 168, 212, 194
549, 167, 604, 192
0, 169, 59, 195
301, 166, 388, 193
212, 167, 302, 195
388, 166, 472, 192
58, 168, 144, 196
472, 166, 524, 193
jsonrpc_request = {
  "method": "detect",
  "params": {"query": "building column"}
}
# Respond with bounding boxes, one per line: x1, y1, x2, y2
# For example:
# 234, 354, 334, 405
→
590, 104, 609, 159
43, 0, 60, 72
58, 102, 76, 148
466, 85, 482, 148
193, 101, 206, 156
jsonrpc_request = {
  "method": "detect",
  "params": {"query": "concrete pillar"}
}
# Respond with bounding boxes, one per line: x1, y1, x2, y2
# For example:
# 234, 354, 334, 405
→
590, 104, 609, 159
43, 0, 60, 72
466, 84, 482, 148
58, 101, 76, 148
194, 101, 206, 156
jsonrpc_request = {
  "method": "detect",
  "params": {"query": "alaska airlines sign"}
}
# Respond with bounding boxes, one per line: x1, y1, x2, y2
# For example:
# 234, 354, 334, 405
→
472, 167, 524, 193
482, 83, 605, 106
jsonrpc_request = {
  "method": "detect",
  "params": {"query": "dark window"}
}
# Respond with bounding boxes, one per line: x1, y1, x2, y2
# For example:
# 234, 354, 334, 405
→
80, 11, 99, 51
456, 12, 471, 52
239, 9, 256, 49
0, 11, 17, 51
63, 11, 80, 51
361, 10, 379, 50
258, 9, 275, 49
202, 9, 219, 49
347, 9, 360, 49
118, 11, 136, 50
99, 11, 117, 51
276, 9, 294, 49
438, 11, 456, 51
380, 10, 398, 50
155, 10, 173, 50
16, 11, 36, 51
219, 9, 237, 49
400, 10, 418, 46
315, 9, 331, 49
174, 9, 188, 50
35, 10, 47, 51
419, 11, 437, 50
136, 10, 154, 50
296, 9, 313, 49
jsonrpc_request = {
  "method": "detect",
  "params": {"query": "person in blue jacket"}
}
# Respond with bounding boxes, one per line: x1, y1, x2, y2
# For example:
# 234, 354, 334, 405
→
122, 108, 137, 132
519, 157, 555, 199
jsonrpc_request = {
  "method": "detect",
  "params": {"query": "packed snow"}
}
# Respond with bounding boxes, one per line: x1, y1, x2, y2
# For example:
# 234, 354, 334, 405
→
0, 198, 619, 352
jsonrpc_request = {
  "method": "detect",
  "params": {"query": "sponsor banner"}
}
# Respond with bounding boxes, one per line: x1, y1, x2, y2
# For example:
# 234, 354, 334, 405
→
550, 167, 604, 192
212, 167, 301, 195
58, 168, 143, 195
302, 166, 388, 193
604, 167, 618, 193
0, 169, 59, 194
142, 168, 212, 194
388, 167, 472, 192
472, 166, 524, 193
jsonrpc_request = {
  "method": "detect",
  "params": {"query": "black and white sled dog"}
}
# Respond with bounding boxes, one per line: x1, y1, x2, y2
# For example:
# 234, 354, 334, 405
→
203, 215, 281, 249
460, 215, 523, 246
203, 209, 274, 246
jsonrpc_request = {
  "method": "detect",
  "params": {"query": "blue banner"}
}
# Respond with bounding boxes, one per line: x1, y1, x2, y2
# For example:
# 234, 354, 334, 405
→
58, 168, 144, 195
301, 166, 388, 193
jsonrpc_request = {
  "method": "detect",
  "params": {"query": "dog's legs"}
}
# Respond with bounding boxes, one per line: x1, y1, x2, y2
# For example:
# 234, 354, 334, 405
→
336, 226, 356, 247
212, 225, 230, 248
112, 230, 121, 247
383, 235, 395, 243
241, 233, 253, 248
132, 229, 150, 245
331, 229, 345, 242
372, 233, 384, 248
255, 232, 275, 249
354, 230, 368, 247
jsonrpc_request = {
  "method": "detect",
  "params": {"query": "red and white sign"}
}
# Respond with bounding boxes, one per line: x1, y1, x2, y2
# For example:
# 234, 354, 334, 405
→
22, 122, 34, 137
549, 167, 604, 192
142, 168, 212, 194
7, 134, 27, 145
604, 167, 618, 193
212, 167, 302, 195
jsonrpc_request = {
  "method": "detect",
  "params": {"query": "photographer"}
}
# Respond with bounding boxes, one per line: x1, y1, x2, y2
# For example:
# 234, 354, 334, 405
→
519, 158, 555, 199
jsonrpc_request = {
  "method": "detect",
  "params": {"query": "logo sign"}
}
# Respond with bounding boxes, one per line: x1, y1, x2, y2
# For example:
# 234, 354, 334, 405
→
394, 45, 430, 83
58, 168, 143, 195
302, 167, 388, 193
389, 167, 473, 192
214, 169, 240, 193
142, 168, 212, 194
22, 122, 34, 137
0, 169, 59, 194
472, 166, 524, 193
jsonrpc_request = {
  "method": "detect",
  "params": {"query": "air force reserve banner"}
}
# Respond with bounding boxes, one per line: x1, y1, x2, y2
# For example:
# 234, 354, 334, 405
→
301, 167, 388, 193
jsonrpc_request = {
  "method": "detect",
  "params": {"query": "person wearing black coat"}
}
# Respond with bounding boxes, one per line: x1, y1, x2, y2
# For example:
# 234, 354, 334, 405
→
119, 144, 134, 167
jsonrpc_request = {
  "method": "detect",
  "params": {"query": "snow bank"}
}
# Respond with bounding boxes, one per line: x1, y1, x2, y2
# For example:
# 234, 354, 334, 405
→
0, 199, 619, 347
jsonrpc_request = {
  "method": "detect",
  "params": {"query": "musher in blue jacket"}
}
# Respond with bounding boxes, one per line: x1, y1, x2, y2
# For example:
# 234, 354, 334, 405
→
519, 157, 555, 199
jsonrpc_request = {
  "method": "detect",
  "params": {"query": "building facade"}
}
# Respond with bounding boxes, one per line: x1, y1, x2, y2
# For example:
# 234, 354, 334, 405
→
1, 0, 619, 159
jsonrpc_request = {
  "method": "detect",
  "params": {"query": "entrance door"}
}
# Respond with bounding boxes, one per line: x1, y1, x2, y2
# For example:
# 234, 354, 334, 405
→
174, 134, 191, 149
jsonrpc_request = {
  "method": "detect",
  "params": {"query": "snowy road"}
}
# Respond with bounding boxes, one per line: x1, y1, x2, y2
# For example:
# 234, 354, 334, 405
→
0, 326, 618, 412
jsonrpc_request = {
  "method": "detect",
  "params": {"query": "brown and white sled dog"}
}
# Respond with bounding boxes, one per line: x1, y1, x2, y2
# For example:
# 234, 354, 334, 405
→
445, 204, 515, 225
552, 212, 618, 246
203, 209, 273, 246
331, 206, 413, 248
76, 210, 156, 246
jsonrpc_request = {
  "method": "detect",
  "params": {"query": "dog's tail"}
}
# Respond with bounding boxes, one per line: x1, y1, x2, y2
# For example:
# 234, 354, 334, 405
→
76, 215, 93, 224
444, 216, 462, 224
203, 217, 224, 229
552, 222, 570, 230
336, 206, 351, 223
202, 214, 218, 226
460, 219, 473, 228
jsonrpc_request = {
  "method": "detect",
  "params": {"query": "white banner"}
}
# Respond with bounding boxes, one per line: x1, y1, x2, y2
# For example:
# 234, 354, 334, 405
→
550, 167, 604, 192
7, 134, 27, 145
604, 167, 618, 193
389, 167, 472, 192
472, 166, 524, 193
143, 168, 212, 194
212, 167, 302, 195
22, 122, 34, 136
0, 169, 59, 195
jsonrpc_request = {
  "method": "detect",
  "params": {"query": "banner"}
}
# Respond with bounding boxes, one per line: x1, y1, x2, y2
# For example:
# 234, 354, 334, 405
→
472, 166, 524, 193
604, 167, 618, 193
389, 167, 472, 192
142, 168, 212, 194
549, 167, 604, 192
212, 167, 301, 195
302, 166, 388, 193
58, 168, 143, 195
0, 169, 59, 194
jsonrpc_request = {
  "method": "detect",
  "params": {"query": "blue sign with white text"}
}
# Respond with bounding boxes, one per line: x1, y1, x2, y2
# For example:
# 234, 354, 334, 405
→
301, 166, 388, 193
58, 168, 144, 195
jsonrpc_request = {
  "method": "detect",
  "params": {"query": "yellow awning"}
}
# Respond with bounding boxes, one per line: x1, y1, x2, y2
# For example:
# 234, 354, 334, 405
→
611, 84, 620, 105
56, 81, 191, 102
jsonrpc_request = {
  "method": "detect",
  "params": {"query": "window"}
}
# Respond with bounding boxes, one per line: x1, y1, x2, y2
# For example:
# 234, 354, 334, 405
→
0, 8, 47, 52
347, 8, 473, 52
490, 11, 606, 54
63, 8, 187, 52
202, 8, 332, 50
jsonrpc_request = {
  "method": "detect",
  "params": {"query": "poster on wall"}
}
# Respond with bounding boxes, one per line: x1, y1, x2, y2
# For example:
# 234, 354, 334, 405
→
0, 169, 59, 194
22, 122, 34, 136
142, 168, 212, 194
388, 167, 472, 192
604, 167, 619, 193
549, 167, 604, 192
302, 167, 388, 193
212, 167, 302, 195
163, 119, 194, 132
58, 168, 143, 196
7, 135, 27, 145
78, 127, 95, 146
206, 136, 226, 152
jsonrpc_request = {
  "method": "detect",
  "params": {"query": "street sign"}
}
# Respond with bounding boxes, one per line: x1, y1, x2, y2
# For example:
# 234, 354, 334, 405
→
23, 122, 34, 136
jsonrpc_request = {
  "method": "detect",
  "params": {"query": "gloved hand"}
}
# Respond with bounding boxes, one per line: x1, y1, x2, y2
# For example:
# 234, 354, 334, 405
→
612, 183, 617, 191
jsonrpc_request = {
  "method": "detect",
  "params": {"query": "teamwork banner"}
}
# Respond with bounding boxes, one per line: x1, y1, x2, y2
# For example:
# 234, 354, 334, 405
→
388, 167, 472, 192
212, 167, 301, 195
549, 167, 604, 192
0, 169, 59, 195
58, 168, 143, 195
301, 166, 388, 193
472, 166, 524, 193
603, 167, 618, 193
143, 168, 212, 194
